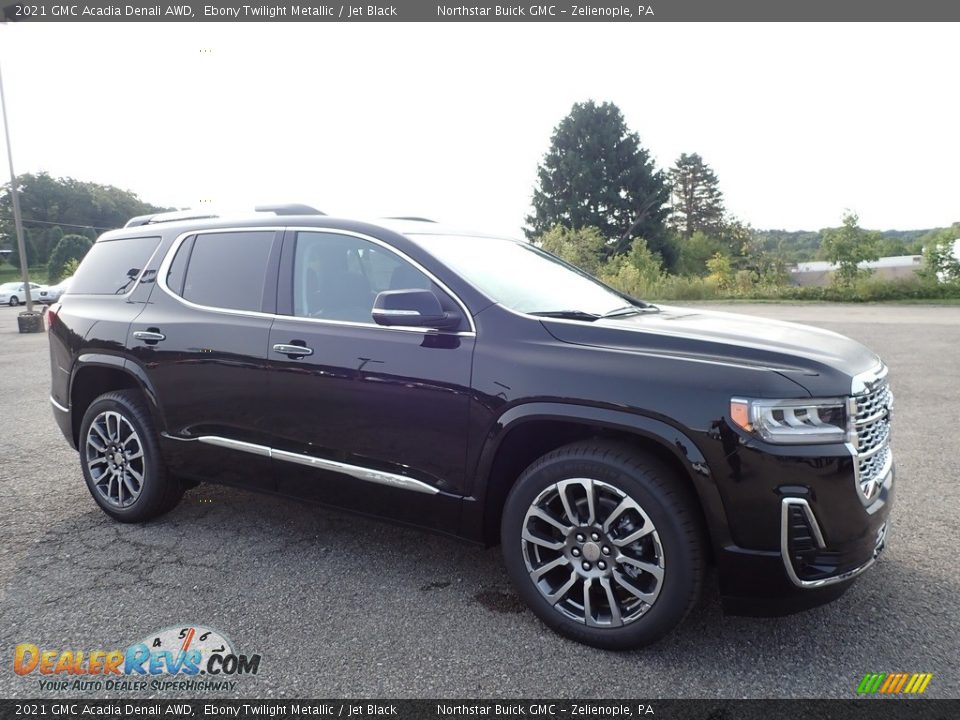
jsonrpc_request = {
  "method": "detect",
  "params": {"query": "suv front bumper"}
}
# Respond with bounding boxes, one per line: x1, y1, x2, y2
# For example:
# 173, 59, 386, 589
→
718, 461, 893, 616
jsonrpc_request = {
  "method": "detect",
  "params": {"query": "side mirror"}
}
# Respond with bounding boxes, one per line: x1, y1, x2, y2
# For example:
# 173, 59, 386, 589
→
372, 289, 461, 330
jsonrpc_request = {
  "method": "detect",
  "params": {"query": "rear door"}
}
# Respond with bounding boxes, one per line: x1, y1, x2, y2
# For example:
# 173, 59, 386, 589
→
128, 228, 282, 492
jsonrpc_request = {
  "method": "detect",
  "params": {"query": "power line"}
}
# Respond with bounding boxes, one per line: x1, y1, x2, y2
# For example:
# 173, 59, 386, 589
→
0, 213, 112, 232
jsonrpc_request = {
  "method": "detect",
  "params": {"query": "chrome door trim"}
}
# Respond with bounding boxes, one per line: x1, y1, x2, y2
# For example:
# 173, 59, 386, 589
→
154, 226, 476, 337
270, 449, 438, 495
155, 227, 286, 322
194, 435, 438, 495
197, 435, 271, 458
49, 395, 70, 413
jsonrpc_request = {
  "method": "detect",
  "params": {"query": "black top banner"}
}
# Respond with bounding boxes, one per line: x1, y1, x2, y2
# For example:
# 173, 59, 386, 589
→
2, 0, 959, 22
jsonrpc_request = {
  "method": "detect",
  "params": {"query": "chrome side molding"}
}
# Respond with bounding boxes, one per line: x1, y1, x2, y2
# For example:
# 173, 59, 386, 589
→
195, 436, 438, 495
49, 395, 70, 413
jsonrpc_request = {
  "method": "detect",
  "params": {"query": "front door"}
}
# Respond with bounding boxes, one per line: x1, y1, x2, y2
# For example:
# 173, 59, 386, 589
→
264, 229, 475, 532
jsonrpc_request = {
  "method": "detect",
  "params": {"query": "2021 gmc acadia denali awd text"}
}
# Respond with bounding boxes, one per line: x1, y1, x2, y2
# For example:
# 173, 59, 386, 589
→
47, 207, 894, 648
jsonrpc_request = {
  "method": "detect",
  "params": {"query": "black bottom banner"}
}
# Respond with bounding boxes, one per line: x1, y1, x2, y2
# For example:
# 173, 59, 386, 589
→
0, 700, 956, 720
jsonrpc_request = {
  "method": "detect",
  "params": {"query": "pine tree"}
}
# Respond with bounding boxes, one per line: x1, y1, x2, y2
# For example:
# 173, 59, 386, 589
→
667, 153, 725, 239
526, 101, 671, 265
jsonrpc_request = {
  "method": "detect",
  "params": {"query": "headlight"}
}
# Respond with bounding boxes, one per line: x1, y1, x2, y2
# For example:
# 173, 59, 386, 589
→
730, 397, 849, 445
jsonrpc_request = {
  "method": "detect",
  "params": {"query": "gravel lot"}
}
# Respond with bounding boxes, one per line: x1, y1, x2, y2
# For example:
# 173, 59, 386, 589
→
1, 303, 957, 699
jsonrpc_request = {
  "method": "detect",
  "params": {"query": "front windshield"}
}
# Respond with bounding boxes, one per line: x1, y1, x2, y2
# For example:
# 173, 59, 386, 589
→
411, 235, 632, 316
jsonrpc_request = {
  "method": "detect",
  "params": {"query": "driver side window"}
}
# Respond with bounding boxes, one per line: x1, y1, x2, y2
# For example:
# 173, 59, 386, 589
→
293, 232, 432, 323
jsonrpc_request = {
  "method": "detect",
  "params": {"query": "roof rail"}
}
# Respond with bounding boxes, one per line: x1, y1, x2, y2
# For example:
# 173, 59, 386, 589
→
124, 203, 325, 228
383, 216, 437, 223
124, 210, 220, 228
254, 204, 325, 216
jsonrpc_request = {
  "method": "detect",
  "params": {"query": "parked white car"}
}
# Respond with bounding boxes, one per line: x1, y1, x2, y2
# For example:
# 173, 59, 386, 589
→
37, 277, 72, 304
0, 281, 44, 307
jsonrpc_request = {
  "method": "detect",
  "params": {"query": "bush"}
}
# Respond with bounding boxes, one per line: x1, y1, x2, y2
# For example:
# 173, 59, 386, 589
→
47, 234, 92, 283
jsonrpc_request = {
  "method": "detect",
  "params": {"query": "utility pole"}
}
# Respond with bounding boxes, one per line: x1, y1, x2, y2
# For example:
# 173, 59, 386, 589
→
0, 48, 39, 328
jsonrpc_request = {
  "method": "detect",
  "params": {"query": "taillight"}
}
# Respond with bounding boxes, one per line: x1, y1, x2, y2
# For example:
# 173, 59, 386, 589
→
46, 303, 59, 331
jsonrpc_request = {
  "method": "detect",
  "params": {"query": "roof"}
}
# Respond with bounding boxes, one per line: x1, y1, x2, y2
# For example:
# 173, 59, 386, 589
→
793, 255, 923, 273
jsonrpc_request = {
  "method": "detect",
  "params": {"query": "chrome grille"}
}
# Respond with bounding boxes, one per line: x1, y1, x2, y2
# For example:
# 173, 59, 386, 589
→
852, 370, 893, 502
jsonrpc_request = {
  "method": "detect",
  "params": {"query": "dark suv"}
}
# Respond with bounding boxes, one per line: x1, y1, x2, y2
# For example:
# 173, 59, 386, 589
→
47, 207, 894, 649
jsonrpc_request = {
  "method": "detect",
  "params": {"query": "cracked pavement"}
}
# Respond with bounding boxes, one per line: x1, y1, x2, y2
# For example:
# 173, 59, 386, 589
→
1, 303, 958, 699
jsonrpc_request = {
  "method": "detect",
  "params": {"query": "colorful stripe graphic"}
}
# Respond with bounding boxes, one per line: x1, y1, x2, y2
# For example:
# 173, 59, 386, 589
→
857, 673, 933, 694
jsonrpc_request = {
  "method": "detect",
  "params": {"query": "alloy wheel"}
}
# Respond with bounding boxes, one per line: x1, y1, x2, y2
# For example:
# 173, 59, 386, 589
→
84, 410, 146, 508
521, 477, 664, 627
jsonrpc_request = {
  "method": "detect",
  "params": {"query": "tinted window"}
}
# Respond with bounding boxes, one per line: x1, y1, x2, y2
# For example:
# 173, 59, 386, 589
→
181, 231, 275, 312
69, 236, 161, 295
165, 236, 194, 296
293, 232, 432, 322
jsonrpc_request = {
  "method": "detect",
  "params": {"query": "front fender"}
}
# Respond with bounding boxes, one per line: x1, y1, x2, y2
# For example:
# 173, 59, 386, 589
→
469, 401, 732, 550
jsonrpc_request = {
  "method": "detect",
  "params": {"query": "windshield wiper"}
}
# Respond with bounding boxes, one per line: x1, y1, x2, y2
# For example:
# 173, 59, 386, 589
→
600, 304, 660, 319
529, 310, 600, 321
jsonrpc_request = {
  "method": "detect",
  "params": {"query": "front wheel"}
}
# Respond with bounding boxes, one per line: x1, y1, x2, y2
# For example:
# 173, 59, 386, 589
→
9, 296, 19, 307
79, 390, 184, 522
501, 440, 706, 649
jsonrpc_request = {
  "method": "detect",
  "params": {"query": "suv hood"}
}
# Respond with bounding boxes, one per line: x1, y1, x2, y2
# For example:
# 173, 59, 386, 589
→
539, 304, 880, 397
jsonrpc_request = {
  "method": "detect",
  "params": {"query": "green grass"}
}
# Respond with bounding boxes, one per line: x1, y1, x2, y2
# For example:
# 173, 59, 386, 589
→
0, 264, 46, 285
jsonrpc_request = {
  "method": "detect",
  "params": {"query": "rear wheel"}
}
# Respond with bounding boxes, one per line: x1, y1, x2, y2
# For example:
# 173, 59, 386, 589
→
501, 440, 705, 649
79, 390, 184, 522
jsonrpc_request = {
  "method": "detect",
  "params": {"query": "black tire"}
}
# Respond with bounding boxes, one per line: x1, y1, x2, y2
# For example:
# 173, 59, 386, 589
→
501, 440, 705, 650
78, 390, 184, 523
9, 296, 19, 307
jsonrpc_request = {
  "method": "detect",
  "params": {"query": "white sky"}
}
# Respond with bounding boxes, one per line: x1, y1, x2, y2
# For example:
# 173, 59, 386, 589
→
1, 22, 957, 237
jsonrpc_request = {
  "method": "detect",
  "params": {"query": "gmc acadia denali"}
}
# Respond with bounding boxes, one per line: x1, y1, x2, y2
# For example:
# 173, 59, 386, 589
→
47, 206, 894, 648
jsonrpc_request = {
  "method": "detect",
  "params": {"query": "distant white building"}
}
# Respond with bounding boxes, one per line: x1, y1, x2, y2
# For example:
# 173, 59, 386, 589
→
791, 255, 923, 287
790, 239, 960, 286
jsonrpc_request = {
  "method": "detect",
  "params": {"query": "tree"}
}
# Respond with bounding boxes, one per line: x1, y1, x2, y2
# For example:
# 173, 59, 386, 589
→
7, 231, 37, 270
47, 234, 92, 282
526, 101, 671, 265
667, 153, 725, 240
61, 257, 82, 278
33, 225, 64, 266
706, 252, 734, 290
676, 231, 724, 276
537, 225, 607, 275
919, 224, 960, 284
820, 211, 881, 288
0, 172, 169, 250
600, 238, 664, 299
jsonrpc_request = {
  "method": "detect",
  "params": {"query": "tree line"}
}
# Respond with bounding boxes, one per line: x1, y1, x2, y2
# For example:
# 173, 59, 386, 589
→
0, 172, 168, 282
1, 112, 956, 298
525, 100, 958, 300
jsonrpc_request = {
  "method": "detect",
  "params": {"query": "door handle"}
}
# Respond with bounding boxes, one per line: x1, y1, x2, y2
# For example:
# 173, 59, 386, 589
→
133, 330, 165, 343
273, 343, 313, 358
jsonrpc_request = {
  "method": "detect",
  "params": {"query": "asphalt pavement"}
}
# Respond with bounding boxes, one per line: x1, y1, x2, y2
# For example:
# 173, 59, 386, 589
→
0, 302, 957, 699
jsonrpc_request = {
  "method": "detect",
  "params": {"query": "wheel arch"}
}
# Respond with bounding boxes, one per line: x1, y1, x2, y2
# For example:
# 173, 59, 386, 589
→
470, 403, 727, 553
69, 355, 162, 446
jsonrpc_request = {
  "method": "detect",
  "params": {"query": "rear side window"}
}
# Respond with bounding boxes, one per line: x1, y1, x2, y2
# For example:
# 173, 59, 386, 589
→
69, 236, 161, 295
165, 236, 194, 296
177, 231, 275, 312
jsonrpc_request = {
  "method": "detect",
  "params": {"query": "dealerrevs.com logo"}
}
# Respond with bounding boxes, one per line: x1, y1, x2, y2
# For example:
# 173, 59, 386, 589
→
857, 672, 934, 695
14, 625, 261, 693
